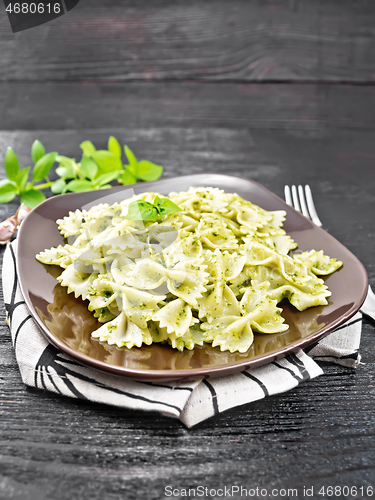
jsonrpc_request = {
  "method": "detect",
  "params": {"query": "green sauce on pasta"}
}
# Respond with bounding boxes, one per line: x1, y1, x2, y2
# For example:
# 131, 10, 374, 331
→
36, 187, 342, 353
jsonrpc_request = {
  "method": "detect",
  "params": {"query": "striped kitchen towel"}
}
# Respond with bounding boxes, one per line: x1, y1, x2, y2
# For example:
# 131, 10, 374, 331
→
2, 241, 362, 428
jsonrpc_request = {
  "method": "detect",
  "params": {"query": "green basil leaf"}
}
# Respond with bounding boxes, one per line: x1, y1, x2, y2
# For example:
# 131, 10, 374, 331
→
137, 160, 163, 181
80, 155, 98, 180
154, 196, 182, 217
96, 184, 112, 190
51, 178, 66, 195
15, 167, 30, 193
121, 168, 137, 185
80, 141, 96, 157
4, 147, 20, 181
31, 140, 46, 164
92, 150, 123, 172
94, 171, 120, 187
65, 179, 94, 193
125, 200, 158, 221
124, 145, 138, 170
21, 189, 46, 208
56, 155, 76, 167
56, 165, 76, 179
127, 164, 137, 176
108, 136, 122, 158
0, 179, 17, 203
32, 152, 58, 182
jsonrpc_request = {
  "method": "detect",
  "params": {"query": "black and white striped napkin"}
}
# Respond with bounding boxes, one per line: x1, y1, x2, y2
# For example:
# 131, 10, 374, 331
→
2, 241, 362, 428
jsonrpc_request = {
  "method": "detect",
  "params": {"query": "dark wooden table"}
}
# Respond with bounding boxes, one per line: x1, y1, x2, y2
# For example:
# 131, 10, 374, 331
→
1, 2, 375, 499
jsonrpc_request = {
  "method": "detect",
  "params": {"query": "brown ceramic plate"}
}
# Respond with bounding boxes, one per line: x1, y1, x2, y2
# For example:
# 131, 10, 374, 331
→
17, 174, 368, 381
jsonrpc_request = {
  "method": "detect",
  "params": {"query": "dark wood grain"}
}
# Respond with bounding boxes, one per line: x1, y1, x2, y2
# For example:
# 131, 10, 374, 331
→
1, 0, 375, 83
0, 80, 375, 499
1, 82, 375, 134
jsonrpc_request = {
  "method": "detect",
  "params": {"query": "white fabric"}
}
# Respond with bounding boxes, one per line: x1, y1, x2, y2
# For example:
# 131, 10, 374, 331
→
2, 241, 362, 427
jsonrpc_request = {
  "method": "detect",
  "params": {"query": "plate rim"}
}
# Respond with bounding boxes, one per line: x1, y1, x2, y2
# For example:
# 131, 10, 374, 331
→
17, 173, 369, 381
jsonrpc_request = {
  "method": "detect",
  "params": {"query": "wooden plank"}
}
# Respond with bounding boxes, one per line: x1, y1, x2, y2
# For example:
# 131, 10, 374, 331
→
1, 82, 375, 132
0, 0, 375, 83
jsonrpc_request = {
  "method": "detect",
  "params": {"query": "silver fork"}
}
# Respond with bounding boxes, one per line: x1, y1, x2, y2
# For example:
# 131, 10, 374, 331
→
284, 184, 375, 321
284, 184, 322, 227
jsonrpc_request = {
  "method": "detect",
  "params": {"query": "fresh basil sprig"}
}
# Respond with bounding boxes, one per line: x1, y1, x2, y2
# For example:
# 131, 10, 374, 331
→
52, 137, 163, 195
0, 140, 58, 208
120, 145, 163, 185
1, 136, 164, 208
125, 196, 182, 222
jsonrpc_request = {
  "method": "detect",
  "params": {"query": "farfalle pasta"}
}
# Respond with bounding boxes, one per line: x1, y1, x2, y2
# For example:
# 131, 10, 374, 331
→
36, 187, 342, 353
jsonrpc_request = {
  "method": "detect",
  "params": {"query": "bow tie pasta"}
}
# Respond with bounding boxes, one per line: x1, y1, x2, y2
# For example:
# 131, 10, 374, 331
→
36, 187, 342, 353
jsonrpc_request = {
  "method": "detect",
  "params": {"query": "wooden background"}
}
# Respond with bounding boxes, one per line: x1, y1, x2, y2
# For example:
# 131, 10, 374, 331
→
0, 1, 375, 499
1, 0, 375, 83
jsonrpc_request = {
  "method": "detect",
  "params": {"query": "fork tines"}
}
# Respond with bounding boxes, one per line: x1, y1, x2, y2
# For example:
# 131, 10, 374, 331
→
284, 185, 323, 227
